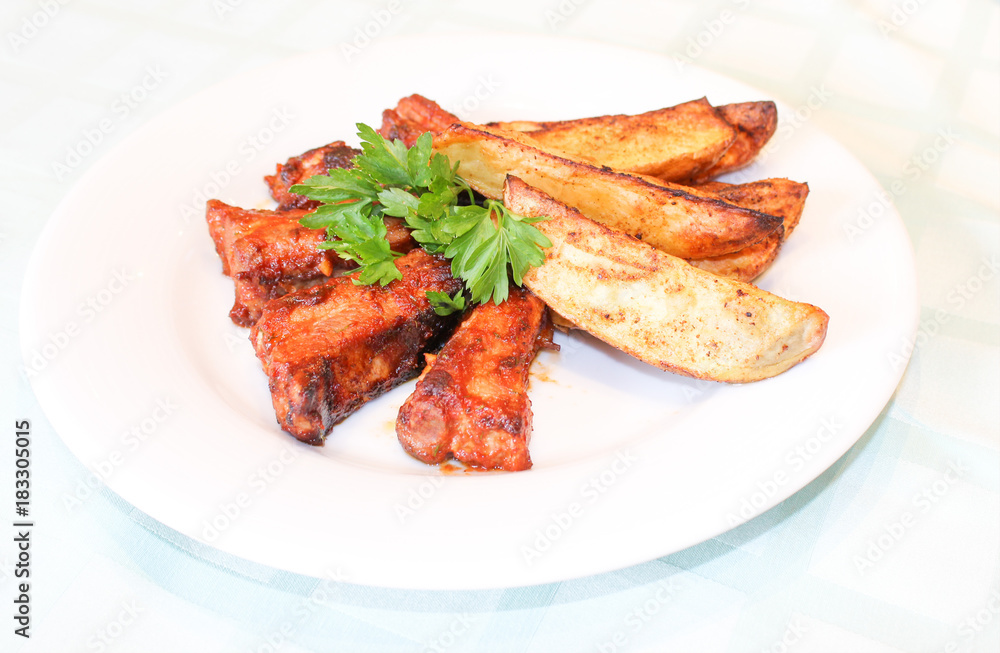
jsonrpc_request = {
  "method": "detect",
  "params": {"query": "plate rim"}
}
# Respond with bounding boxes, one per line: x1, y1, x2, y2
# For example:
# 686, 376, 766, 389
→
19, 31, 919, 590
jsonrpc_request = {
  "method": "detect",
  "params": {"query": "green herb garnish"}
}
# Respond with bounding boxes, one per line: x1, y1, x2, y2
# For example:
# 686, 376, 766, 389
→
426, 291, 466, 316
290, 124, 551, 307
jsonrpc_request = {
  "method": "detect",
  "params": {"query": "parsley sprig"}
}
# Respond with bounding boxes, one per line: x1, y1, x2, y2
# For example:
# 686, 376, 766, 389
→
291, 124, 551, 311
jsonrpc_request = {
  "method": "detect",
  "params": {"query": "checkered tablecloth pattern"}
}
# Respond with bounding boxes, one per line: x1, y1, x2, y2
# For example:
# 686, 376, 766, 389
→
1, 1, 997, 651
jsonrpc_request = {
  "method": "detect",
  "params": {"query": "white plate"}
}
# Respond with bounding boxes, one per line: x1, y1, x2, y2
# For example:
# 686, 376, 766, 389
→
21, 33, 917, 590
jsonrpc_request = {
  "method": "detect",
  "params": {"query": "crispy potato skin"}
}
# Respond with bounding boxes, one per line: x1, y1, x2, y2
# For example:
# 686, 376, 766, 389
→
693, 102, 778, 181
488, 98, 736, 179
686, 229, 782, 282
377, 95, 777, 184
699, 178, 809, 237
684, 178, 809, 281
505, 176, 828, 383
434, 123, 781, 259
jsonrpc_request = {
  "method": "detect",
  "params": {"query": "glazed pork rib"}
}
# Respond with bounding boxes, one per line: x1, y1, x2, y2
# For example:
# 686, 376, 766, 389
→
378, 94, 459, 147
264, 140, 361, 211
206, 199, 415, 326
207, 199, 340, 326
250, 249, 463, 445
396, 288, 553, 471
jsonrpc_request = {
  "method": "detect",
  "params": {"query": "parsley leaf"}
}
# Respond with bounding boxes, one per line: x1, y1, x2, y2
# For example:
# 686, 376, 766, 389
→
309, 201, 402, 286
292, 167, 378, 203
426, 291, 467, 316
292, 123, 550, 305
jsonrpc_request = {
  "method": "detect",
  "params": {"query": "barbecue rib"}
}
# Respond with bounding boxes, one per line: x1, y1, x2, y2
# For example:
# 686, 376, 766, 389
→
264, 140, 361, 210
250, 249, 463, 445
378, 94, 459, 147
206, 199, 415, 326
396, 288, 553, 471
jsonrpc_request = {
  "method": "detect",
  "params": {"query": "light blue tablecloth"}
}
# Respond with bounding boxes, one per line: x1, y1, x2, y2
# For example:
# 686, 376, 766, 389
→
2, 1, 998, 651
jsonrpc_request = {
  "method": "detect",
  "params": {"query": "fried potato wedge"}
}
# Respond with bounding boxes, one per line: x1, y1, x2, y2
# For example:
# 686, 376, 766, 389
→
693, 101, 777, 181
488, 98, 736, 179
686, 229, 782, 282
434, 123, 782, 259
696, 178, 808, 237
504, 176, 828, 383
684, 178, 809, 281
